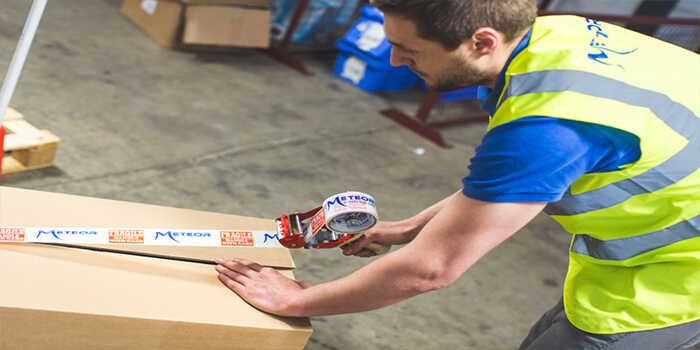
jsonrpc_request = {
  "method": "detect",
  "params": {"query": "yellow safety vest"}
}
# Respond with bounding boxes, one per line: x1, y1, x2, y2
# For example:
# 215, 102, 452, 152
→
491, 15, 700, 334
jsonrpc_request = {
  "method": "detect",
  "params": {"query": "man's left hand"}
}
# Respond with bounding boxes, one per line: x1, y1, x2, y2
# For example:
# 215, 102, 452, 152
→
215, 257, 311, 317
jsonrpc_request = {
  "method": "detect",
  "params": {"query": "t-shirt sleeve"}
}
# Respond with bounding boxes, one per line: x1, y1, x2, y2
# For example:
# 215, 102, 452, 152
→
461, 116, 640, 203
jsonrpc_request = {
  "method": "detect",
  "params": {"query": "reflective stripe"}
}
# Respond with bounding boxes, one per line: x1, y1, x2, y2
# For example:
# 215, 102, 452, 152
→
546, 138, 699, 215
499, 70, 700, 216
571, 215, 700, 261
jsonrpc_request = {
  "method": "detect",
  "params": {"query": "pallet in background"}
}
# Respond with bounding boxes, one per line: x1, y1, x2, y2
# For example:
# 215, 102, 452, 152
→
2, 107, 60, 174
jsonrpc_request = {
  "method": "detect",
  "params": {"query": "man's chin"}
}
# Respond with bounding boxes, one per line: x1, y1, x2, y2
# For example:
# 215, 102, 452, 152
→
425, 81, 465, 93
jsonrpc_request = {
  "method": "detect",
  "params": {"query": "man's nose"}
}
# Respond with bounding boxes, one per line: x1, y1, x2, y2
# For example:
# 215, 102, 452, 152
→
389, 47, 409, 67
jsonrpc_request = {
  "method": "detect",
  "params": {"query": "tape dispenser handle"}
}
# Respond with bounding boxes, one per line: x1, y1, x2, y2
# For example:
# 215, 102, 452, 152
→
339, 232, 391, 256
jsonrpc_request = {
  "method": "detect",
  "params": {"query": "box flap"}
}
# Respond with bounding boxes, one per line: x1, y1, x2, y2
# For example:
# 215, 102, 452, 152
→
182, 5, 270, 48
0, 187, 294, 268
119, 0, 184, 48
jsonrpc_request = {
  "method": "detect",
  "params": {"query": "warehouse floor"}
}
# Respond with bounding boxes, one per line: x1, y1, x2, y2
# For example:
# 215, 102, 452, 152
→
2, 1, 696, 350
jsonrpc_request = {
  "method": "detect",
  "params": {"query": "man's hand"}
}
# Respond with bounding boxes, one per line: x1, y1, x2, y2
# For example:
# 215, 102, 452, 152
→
340, 221, 411, 257
215, 257, 311, 317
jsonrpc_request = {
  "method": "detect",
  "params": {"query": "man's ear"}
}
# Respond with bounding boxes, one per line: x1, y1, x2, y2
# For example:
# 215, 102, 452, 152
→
471, 27, 501, 54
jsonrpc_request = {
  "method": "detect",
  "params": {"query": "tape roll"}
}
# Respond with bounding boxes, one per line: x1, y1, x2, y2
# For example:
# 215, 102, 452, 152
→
322, 191, 378, 233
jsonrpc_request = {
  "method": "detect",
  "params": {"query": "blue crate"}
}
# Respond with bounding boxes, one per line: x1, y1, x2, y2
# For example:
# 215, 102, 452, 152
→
336, 6, 391, 61
333, 50, 418, 92
336, 39, 386, 69
333, 6, 418, 91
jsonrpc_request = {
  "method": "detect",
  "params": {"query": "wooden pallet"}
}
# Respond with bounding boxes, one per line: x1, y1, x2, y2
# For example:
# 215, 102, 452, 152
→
2, 107, 60, 174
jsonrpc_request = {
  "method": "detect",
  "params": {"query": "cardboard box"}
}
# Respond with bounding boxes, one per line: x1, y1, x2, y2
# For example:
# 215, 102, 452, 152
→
120, 0, 271, 49
0, 187, 312, 349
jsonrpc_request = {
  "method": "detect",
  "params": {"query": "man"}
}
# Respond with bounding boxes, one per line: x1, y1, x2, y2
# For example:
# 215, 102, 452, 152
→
215, 0, 700, 348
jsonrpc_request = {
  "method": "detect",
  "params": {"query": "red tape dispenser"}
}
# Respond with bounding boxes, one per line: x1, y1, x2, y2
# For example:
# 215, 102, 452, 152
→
276, 192, 390, 255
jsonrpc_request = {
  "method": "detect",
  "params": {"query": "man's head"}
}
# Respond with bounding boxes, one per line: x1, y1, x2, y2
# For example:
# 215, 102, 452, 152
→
370, 0, 537, 91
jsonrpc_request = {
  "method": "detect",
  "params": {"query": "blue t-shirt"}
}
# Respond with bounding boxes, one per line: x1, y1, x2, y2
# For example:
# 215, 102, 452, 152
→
461, 30, 641, 203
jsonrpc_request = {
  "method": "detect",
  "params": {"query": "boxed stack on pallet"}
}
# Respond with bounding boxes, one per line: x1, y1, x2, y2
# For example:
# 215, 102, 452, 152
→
333, 6, 418, 92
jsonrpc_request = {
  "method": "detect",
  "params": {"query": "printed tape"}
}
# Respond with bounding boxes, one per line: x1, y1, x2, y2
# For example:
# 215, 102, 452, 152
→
0, 227, 283, 248
322, 191, 378, 233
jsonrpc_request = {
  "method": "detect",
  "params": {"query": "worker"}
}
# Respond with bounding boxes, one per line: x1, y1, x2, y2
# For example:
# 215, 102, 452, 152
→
215, 0, 700, 348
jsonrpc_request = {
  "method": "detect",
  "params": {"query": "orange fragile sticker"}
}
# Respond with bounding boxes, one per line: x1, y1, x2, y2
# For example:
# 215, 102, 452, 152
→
0, 228, 25, 241
109, 229, 145, 244
220, 231, 254, 246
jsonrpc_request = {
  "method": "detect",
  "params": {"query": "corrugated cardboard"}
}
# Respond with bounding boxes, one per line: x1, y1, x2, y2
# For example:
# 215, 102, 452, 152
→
182, 6, 271, 47
120, 0, 271, 50
0, 187, 312, 350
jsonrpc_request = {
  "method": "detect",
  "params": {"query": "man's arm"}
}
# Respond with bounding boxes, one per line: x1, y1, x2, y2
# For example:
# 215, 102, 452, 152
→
342, 190, 463, 257
216, 194, 545, 317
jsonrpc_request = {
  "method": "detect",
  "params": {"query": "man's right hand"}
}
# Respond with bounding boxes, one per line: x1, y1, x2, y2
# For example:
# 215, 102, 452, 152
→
340, 220, 419, 257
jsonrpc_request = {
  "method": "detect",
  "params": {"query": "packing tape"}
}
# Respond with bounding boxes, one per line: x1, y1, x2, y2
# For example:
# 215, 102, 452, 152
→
0, 227, 283, 248
322, 191, 378, 233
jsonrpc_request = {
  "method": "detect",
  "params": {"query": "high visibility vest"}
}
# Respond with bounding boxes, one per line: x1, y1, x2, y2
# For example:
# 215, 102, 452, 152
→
490, 15, 700, 334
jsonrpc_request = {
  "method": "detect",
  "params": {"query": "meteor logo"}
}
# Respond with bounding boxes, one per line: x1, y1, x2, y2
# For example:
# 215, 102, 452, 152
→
585, 18, 637, 71
263, 233, 279, 244
325, 194, 375, 210
154, 231, 211, 243
36, 230, 97, 241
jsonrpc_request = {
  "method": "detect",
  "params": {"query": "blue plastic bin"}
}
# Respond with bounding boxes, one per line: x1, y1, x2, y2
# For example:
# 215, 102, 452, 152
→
333, 5, 418, 91
333, 51, 418, 92
336, 6, 392, 61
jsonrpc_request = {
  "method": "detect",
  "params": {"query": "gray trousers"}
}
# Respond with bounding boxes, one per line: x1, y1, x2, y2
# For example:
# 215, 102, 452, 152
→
519, 299, 700, 350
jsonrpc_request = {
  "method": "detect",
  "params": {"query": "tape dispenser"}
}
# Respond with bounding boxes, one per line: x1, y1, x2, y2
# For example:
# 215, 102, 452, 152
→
276, 192, 390, 255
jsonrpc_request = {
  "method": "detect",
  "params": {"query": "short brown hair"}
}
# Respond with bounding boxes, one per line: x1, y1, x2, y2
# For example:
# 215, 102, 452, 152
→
370, 0, 537, 51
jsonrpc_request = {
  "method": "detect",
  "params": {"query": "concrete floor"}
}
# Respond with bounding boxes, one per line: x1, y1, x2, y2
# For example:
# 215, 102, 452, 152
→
2, 1, 696, 350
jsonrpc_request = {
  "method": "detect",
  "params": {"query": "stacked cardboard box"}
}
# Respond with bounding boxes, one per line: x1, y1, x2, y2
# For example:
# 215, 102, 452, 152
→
0, 187, 312, 349
120, 0, 271, 49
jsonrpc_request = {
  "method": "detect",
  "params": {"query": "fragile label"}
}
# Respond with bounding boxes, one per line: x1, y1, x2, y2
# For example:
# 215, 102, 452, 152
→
109, 229, 145, 244
220, 231, 254, 246
0, 228, 25, 241
308, 209, 326, 236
